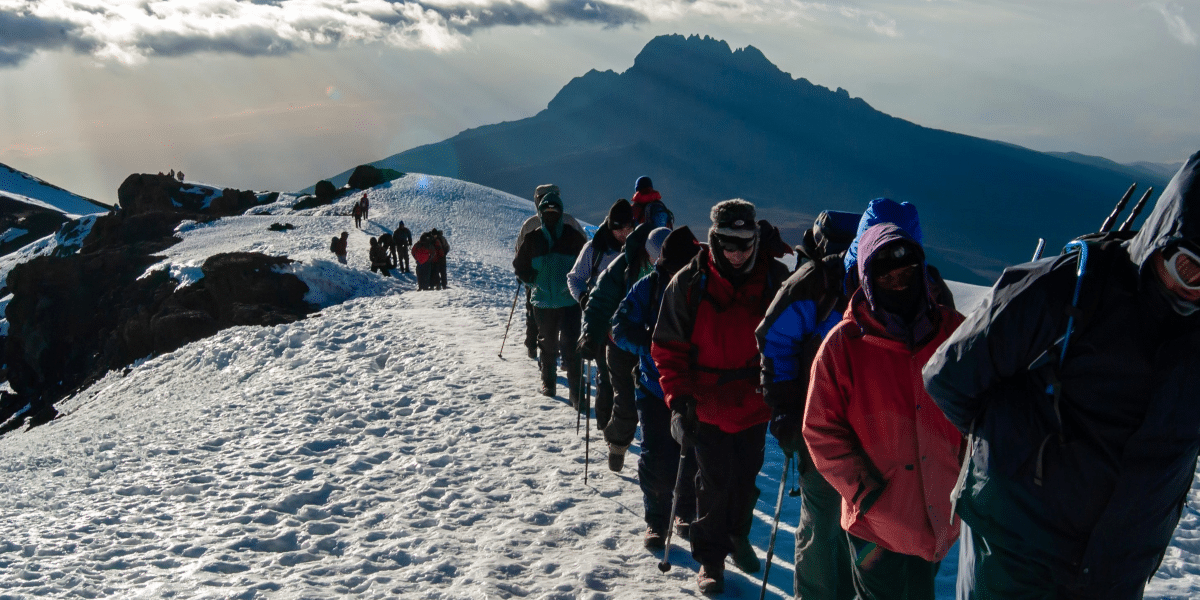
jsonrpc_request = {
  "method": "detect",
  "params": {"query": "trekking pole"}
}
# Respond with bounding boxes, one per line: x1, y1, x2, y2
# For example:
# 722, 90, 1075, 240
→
758, 453, 793, 600
658, 438, 693, 573
584, 360, 592, 485
1118, 187, 1154, 232
1099, 183, 1138, 233
1032, 238, 1047, 261
498, 281, 523, 358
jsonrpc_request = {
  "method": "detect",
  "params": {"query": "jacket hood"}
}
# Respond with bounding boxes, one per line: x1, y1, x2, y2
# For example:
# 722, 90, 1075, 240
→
844, 198, 923, 274
858, 223, 928, 309
1129, 150, 1200, 272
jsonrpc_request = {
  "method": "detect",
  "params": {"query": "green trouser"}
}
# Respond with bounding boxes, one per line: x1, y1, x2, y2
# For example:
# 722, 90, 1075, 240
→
795, 448, 857, 600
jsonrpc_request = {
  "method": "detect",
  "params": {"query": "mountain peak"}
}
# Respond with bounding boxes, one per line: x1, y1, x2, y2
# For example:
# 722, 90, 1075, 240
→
631, 34, 787, 84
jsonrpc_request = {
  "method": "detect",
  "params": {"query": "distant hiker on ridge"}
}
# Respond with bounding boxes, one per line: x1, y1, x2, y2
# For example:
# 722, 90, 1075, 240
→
361, 193, 370, 221
369, 237, 391, 277
412, 232, 436, 290
394, 221, 413, 273
433, 229, 450, 289
513, 184, 586, 404
331, 231, 349, 264
924, 151, 1200, 599
352, 201, 363, 229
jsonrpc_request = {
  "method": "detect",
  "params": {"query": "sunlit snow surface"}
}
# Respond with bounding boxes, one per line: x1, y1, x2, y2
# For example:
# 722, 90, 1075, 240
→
1, 174, 1197, 599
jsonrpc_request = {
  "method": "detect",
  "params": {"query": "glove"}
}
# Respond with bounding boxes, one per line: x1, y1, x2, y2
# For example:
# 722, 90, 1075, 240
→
669, 395, 699, 447
769, 411, 806, 457
577, 334, 600, 361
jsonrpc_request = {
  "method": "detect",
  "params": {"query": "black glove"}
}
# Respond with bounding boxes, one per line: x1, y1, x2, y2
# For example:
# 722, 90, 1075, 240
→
769, 411, 806, 457
670, 395, 699, 447
577, 334, 600, 361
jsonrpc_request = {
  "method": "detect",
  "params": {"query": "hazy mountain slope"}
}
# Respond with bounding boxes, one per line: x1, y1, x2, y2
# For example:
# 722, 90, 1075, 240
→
313, 34, 1174, 284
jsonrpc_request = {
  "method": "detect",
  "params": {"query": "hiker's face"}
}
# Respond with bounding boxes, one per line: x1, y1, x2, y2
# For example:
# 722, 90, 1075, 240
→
722, 246, 753, 269
613, 225, 634, 243
874, 264, 920, 292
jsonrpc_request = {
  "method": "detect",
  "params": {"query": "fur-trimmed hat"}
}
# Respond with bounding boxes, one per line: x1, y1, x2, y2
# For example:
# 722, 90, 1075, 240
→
710, 199, 757, 239
608, 199, 634, 229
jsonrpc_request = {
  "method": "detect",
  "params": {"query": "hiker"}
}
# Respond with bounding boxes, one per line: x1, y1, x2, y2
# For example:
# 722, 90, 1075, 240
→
352, 201, 363, 229
569, 199, 635, 429
652, 199, 790, 594
378, 233, 395, 268
757, 199, 955, 600
368, 237, 391, 277
330, 231, 349, 264
630, 176, 675, 228
361, 193, 370, 221
433, 229, 450, 289
412, 232, 435, 290
513, 185, 587, 403
582, 225, 670, 472
394, 221, 413, 273
803, 222, 965, 600
923, 152, 1200, 599
612, 226, 702, 549
177, 171, 185, 182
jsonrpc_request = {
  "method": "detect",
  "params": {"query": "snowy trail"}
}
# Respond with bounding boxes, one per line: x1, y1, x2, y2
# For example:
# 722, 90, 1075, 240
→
0, 271, 787, 598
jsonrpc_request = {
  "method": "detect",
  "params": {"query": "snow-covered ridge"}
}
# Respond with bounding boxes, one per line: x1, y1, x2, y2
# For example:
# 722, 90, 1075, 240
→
0, 163, 110, 217
2, 170, 1198, 599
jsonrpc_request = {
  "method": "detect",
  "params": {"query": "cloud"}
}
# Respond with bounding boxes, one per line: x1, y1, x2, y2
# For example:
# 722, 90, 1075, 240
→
0, 0, 648, 67
1147, 2, 1197, 46
0, 0, 899, 68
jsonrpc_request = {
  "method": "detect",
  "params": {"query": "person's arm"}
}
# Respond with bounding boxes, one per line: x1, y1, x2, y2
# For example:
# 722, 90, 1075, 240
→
582, 258, 626, 342
802, 330, 885, 514
566, 244, 595, 303
512, 236, 539, 285
651, 267, 699, 409
612, 274, 655, 358
923, 262, 1066, 432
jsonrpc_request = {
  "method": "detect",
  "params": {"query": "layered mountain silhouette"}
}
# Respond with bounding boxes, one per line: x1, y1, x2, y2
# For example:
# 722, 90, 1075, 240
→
315, 34, 1172, 283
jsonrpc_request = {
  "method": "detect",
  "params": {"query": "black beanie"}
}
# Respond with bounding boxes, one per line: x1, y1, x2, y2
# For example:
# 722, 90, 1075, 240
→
660, 226, 701, 273
608, 199, 634, 229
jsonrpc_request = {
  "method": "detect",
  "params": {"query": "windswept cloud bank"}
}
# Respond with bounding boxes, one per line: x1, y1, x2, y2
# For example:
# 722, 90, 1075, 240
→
0, 0, 910, 67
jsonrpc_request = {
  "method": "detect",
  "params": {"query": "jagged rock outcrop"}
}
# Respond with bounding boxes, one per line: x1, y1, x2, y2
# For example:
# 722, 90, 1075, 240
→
0, 175, 316, 433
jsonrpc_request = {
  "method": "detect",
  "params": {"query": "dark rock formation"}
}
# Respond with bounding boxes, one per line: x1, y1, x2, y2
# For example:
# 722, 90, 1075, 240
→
117, 173, 272, 217
314, 180, 336, 201
0, 195, 71, 257
0, 175, 317, 433
347, 165, 383, 190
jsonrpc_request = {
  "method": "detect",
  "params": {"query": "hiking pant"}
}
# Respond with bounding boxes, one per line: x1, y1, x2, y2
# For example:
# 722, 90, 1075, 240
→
635, 379, 696, 530
690, 422, 766, 568
524, 287, 539, 356
396, 246, 409, 272
795, 448, 856, 600
533, 304, 581, 396
591, 345, 613, 431
603, 344, 639, 448
958, 524, 1148, 600
846, 532, 939, 600
416, 263, 433, 290
436, 259, 448, 289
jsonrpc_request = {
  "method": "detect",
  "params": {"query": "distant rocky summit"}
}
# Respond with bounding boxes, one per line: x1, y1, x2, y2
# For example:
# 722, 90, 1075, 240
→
0, 174, 314, 433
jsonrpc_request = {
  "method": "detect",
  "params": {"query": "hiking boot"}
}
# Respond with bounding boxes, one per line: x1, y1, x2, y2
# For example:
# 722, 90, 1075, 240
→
540, 383, 555, 397
730, 536, 760, 573
644, 525, 666, 550
527, 346, 538, 360
697, 563, 725, 594
607, 443, 628, 472
673, 517, 691, 541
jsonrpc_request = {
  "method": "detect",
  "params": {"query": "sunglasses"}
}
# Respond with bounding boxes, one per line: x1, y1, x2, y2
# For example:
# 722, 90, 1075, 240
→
716, 235, 754, 253
1165, 242, 1200, 290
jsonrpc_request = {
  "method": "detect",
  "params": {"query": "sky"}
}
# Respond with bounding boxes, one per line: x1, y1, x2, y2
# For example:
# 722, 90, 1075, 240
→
1, 0, 1199, 205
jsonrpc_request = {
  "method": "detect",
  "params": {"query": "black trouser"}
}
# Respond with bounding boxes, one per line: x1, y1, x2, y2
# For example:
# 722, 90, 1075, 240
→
958, 523, 1147, 600
533, 304, 581, 395
436, 259, 448, 288
795, 448, 856, 600
396, 245, 409, 272
846, 532, 939, 600
416, 262, 432, 290
524, 288, 539, 354
690, 422, 767, 568
603, 344, 639, 448
591, 345, 613, 430
635, 379, 696, 529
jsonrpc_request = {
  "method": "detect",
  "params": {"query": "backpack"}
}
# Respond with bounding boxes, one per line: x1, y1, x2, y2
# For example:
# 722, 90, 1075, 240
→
330, 237, 339, 253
